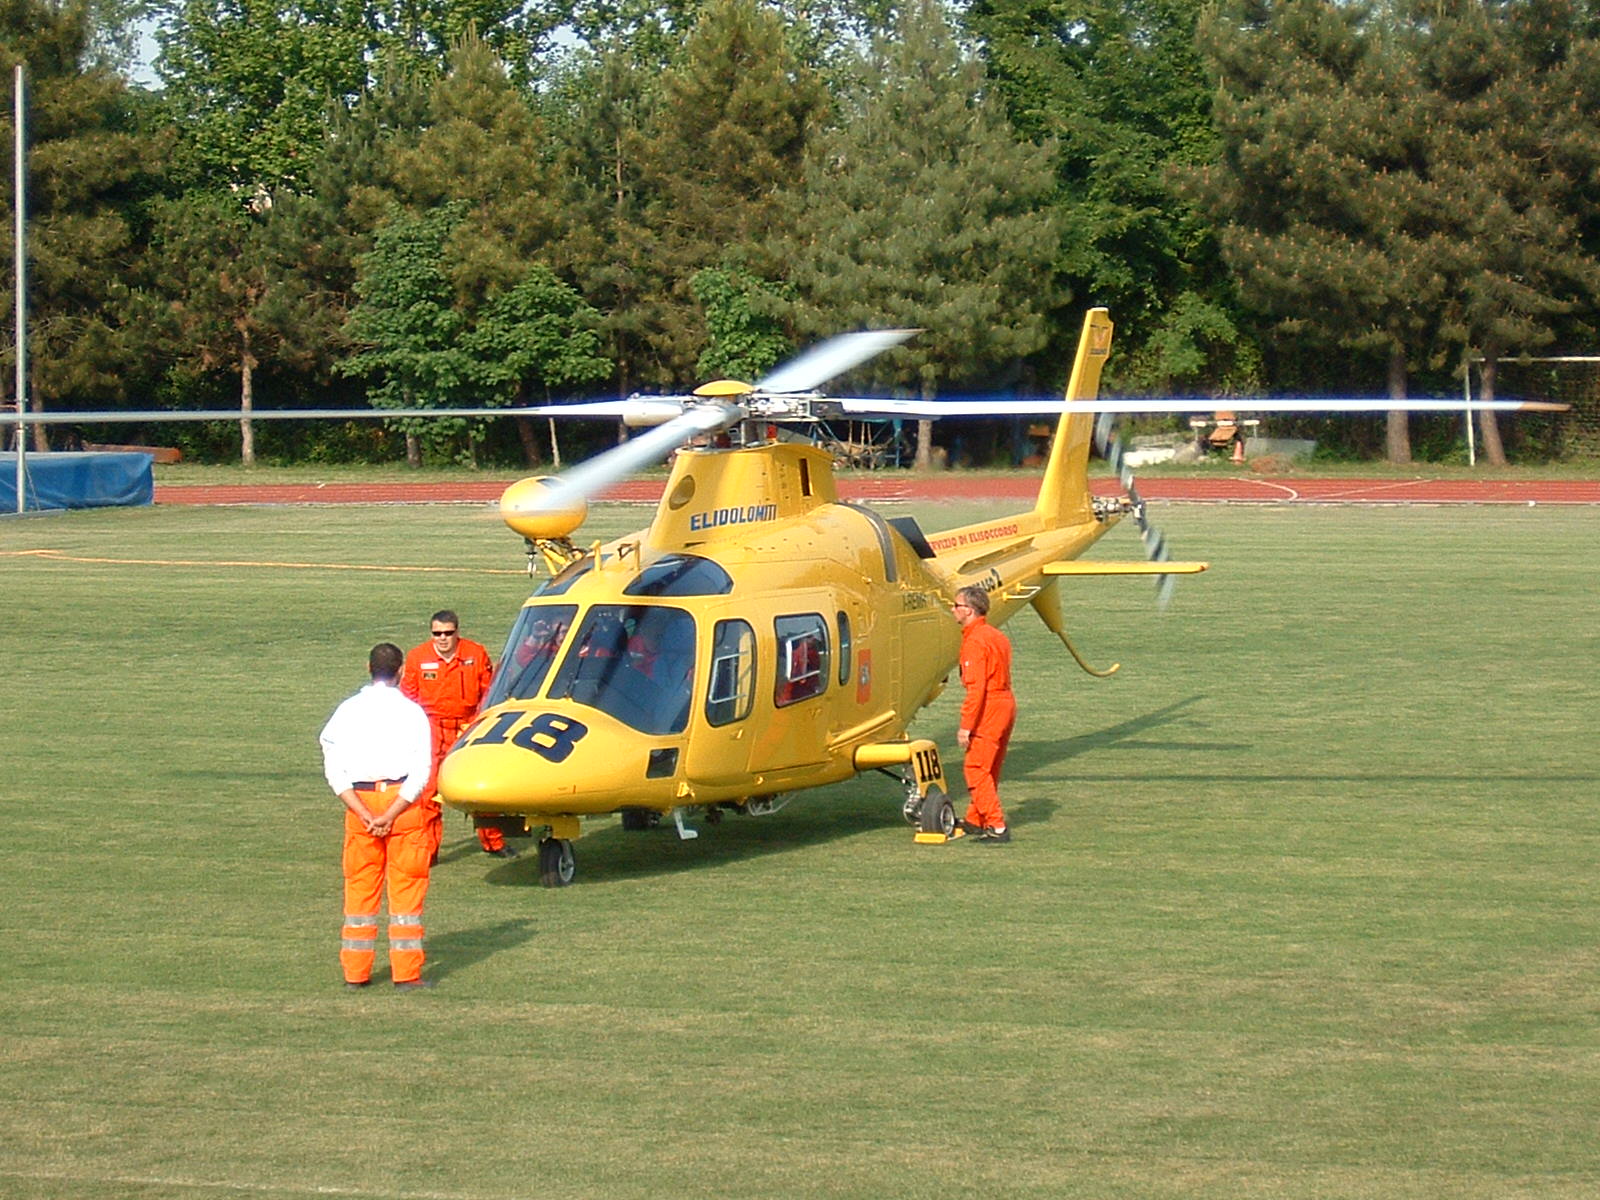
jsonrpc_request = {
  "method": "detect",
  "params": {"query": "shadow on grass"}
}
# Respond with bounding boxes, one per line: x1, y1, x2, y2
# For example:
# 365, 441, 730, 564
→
1013, 694, 1223, 767
473, 786, 904, 890
1000, 696, 1217, 828
426, 917, 541, 982
455, 697, 1244, 888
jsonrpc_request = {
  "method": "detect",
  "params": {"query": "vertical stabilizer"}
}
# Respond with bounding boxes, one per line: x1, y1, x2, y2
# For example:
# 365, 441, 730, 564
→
1034, 308, 1113, 527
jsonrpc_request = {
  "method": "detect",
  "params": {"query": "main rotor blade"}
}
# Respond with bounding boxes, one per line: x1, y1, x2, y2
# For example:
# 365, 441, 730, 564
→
834, 396, 1568, 418
755, 329, 918, 395
0, 401, 694, 426
513, 398, 692, 427
0, 407, 527, 425
2, 393, 1561, 428
506, 403, 742, 518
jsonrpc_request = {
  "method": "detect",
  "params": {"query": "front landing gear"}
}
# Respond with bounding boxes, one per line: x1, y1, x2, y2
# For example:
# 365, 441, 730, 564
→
537, 837, 575, 888
886, 738, 952, 835
917, 785, 955, 836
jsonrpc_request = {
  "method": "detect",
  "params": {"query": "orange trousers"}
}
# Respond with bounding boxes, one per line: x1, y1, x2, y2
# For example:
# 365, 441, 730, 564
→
341, 783, 431, 985
963, 698, 1016, 832
421, 715, 503, 855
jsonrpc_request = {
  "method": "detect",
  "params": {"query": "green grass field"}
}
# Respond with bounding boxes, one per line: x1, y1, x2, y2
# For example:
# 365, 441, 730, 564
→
3, 497, 1597, 1199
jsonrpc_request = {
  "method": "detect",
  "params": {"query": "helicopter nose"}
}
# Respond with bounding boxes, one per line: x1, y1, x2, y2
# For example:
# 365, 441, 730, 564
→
437, 706, 679, 816
437, 740, 552, 809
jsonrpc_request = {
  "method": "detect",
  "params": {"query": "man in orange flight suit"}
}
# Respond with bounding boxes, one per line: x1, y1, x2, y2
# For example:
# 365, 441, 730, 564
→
401, 610, 506, 859
953, 586, 1016, 844
319, 642, 436, 989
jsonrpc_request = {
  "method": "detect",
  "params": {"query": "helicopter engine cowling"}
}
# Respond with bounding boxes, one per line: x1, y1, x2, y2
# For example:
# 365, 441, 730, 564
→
500, 476, 588, 541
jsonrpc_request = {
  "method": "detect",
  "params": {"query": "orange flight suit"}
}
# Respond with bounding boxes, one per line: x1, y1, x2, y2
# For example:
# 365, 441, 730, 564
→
958, 617, 1016, 832
342, 781, 431, 985
402, 638, 496, 855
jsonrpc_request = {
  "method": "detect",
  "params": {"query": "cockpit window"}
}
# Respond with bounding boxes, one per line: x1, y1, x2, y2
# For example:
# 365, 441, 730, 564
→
623, 554, 734, 597
706, 619, 755, 727
532, 559, 592, 597
546, 605, 696, 735
486, 604, 578, 707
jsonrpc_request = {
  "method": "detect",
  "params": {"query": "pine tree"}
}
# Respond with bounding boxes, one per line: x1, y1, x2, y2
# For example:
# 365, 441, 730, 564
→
967, 0, 1254, 393
0, 0, 168, 449
624, 0, 827, 384
388, 29, 560, 273
1189, 0, 1448, 461
142, 192, 279, 464
543, 44, 662, 397
1407, 0, 1600, 463
1192, 0, 1600, 463
776, 0, 1059, 468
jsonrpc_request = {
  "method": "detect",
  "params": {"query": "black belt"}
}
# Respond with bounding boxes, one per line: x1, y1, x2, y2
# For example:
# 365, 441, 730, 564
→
352, 777, 406, 790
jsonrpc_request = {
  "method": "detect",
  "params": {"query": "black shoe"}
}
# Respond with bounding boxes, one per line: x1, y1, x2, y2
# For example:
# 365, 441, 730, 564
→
981, 826, 1012, 844
344, 980, 370, 990
394, 979, 436, 990
958, 820, 986, 836
485, 846, 520, 859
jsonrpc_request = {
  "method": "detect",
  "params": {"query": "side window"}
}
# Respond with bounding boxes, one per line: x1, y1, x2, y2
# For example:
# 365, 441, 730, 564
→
707, 619, 756, 727
836, 610, 852, 686
775, 614, 829, 708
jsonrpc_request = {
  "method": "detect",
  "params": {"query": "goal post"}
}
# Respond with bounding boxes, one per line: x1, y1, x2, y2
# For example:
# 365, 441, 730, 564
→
1463, 354, 1600, 465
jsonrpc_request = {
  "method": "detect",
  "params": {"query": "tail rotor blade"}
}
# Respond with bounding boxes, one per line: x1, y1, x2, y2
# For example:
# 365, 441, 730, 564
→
1100, 417, 1183, 609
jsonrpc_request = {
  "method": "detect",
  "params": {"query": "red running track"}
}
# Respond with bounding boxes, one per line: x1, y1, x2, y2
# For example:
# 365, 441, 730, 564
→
153, 475, 1600, 506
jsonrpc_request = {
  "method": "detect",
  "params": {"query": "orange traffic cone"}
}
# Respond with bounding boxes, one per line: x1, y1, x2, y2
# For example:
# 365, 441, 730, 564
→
1232, 437, 1245, 464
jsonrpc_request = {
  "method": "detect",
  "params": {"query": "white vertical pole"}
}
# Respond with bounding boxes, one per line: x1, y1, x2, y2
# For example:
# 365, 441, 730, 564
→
14, 64, 25, 513
1462, 355, 1476, 468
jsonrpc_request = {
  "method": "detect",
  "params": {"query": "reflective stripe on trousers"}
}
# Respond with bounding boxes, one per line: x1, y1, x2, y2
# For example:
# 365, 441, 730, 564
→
342, 781, 432, 984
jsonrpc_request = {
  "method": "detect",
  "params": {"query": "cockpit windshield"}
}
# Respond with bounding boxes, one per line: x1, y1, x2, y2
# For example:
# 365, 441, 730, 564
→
485, 604, 579, 708
546, 605, 697, 735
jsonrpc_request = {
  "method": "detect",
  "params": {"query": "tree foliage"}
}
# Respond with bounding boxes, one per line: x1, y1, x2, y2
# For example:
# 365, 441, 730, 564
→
339, 198, 609, 464
968, 0, 1252, 393
1, 0, 169, 446
777, 0, 1059, 384
17, 0, 1600, 464
613, 0, 827, 385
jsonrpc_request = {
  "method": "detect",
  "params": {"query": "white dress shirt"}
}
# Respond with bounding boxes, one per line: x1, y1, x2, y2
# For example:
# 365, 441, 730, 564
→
319, 681, 434, 804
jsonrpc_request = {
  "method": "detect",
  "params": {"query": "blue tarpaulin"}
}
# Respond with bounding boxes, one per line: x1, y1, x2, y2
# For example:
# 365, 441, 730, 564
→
0, 451, 154, 512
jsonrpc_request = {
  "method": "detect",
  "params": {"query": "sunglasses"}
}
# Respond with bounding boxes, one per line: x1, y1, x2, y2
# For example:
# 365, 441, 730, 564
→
431, 629, 458, 637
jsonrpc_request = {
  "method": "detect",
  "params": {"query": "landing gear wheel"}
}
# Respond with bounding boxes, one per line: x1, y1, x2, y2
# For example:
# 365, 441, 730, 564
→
538, 837, 575, 888
917, 786, 955, 836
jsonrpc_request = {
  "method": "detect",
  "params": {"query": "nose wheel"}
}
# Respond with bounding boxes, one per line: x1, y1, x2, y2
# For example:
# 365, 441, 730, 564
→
916, 785, 955, 836
538, 837, 576, 887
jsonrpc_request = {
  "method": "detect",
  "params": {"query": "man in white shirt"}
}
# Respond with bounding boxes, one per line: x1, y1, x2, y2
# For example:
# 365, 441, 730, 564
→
319, 643, 436, 990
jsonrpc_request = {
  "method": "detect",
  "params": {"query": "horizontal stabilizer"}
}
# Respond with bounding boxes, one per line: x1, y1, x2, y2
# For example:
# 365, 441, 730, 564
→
1044, 561, 1209, 576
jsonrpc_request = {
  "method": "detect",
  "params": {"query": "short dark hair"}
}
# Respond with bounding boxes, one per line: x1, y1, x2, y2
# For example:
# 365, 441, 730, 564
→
955, 586, 990, 616
369, 643, 404, 681
431, 609, 459, 629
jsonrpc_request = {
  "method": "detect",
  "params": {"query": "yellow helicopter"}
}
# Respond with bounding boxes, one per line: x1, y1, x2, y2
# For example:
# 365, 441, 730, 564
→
0, 309, 1561, 887
433, 309, 1195, 885
424, 305, 1568, 886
